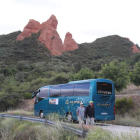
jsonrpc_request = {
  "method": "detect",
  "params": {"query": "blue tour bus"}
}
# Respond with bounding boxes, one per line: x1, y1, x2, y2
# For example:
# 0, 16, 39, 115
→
32, 79, 115, 121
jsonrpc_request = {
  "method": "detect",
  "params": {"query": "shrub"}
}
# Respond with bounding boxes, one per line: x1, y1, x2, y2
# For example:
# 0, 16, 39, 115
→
0, 94, 22, 111
70, 68, 94, 81
115, 97, 134, 115
129, 62, 140, 86
100, 60, 129, 91
0, 118, 78, 140
49, 73, 70, 85
86, 128, 113, 140
23, 92, 31, 99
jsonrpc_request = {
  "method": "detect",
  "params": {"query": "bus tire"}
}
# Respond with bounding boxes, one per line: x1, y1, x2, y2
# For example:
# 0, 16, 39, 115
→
66, 112, 72, 122
40, 111, 44, 118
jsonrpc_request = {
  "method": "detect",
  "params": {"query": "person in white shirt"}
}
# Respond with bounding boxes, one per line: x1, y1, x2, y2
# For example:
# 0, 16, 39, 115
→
76, 102, 85, 125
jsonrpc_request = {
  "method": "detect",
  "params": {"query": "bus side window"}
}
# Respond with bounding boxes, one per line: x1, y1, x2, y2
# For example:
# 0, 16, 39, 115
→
61, 84, 74, 96
74, 82, 90, 96
50, 85, 61, 97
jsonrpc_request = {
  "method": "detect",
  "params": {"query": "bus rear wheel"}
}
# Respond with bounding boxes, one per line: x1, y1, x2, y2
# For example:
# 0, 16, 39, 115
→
40, 111, 44, 118
66, 112, 72, 122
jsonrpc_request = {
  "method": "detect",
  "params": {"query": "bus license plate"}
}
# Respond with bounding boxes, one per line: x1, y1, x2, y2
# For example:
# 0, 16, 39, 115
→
101, 113, 108, 115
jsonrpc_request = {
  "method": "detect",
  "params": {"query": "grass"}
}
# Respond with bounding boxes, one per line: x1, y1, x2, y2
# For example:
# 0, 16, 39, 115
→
1, 118, 140, 140
3, 109, 34, 116
0, 118, 80, 140
112, 115, 140, 127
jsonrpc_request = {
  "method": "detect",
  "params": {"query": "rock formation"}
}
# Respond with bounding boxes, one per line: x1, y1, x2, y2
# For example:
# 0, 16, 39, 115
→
17, 15, 66, 55
126, 38, 140, 53
41, 15, 58, 29
38, 25, 64, 55
16, 19, 42, 40
131, 44, 140, 53
16, 15, 79, 55
63, 32, 78, 51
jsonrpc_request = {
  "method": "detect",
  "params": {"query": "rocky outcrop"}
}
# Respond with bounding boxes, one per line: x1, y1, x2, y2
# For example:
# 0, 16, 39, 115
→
131, 45, 140, 53
38, 26, 64, 55
41, 15, 58, 29
126, 38, 140, 53
63, 32, 78, 51
16, 15, 79, 55
16, 19, 42, 40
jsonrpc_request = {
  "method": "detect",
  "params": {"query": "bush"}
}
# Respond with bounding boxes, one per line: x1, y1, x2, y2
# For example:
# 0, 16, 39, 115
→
115, 97, 134, 115
0, 94, 22, 111
86, 128, 113, 140
49, 73, 70, 85
23, 92, 31, 99
70, 68, 94, 81
129, 62, 140, 86
100, 60, 129, 91
0, 118, 78, 140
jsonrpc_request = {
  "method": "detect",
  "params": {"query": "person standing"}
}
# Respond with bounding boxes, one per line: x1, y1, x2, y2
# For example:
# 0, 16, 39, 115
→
76, 102, 85, 125
85, 101, 95, 126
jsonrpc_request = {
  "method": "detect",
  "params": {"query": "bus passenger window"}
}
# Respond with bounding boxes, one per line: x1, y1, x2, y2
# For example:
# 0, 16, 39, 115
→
74, 82, 90, 96
50, 85, 61, 97
61, 84, 74, 96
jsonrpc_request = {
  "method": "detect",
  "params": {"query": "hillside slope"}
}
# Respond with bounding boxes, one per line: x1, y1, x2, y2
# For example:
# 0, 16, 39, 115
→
0, 32, 139, 67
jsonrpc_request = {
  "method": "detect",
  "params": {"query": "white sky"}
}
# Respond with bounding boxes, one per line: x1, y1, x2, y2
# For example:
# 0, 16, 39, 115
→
0, 0, 139, 44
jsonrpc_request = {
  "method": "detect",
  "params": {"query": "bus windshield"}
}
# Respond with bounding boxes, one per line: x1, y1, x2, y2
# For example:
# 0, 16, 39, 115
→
97, 82, 112, 95
32, 89, 40, 98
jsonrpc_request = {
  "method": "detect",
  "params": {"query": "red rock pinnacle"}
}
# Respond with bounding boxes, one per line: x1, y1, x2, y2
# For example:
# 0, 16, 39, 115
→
64, 32, 79, 51
41, 15, 58, 29
16, 15, 78, 55
16, 19, 41, 40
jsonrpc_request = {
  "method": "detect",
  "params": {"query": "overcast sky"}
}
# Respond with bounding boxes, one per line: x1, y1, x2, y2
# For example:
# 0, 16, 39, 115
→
0, 0, 139, 44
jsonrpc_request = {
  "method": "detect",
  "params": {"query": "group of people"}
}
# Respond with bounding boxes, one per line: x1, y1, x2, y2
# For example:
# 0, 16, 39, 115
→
76, 101, 95, 126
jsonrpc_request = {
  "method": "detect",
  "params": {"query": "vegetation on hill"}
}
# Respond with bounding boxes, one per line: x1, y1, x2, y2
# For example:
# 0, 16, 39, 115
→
0, 31, 140, 111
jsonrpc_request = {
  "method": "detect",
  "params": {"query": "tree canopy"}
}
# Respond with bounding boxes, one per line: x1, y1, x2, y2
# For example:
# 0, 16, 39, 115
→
100, 60, 129, 92
129, 62, 140, 87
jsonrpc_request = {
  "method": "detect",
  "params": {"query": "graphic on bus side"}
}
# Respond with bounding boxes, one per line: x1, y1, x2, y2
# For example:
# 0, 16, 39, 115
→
49, 98, 59, 105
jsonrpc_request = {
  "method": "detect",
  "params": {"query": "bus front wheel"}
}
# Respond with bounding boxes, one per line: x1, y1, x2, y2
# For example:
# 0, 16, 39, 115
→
40, 111, 44, 118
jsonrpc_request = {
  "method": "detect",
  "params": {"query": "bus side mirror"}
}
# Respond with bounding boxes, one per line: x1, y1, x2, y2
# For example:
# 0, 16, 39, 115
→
31, 92, 35, 99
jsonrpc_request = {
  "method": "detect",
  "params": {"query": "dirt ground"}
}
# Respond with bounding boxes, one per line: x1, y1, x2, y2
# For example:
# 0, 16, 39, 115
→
116, 83, 140, 95
17, 99, 34, 111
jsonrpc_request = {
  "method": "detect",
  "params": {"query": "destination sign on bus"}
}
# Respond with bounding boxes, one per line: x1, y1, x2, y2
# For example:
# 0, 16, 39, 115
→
97, 82, 112, 95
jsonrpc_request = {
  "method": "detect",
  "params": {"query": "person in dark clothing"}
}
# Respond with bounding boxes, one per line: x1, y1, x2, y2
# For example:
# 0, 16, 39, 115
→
85, 101, 95, 126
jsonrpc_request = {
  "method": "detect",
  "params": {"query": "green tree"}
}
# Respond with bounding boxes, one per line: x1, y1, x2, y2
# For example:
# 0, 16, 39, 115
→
129, 62, 140, 86
71, 68, 94, 81
100, 60, 129, 91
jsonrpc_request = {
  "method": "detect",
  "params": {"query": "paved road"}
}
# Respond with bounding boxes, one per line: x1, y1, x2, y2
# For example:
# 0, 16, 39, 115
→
99, 124, 140, 137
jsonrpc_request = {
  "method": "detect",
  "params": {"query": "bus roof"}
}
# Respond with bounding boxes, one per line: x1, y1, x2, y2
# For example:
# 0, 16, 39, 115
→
68, 79, 95, 84
68, 78, 113, 84
39, 79, 113, 89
